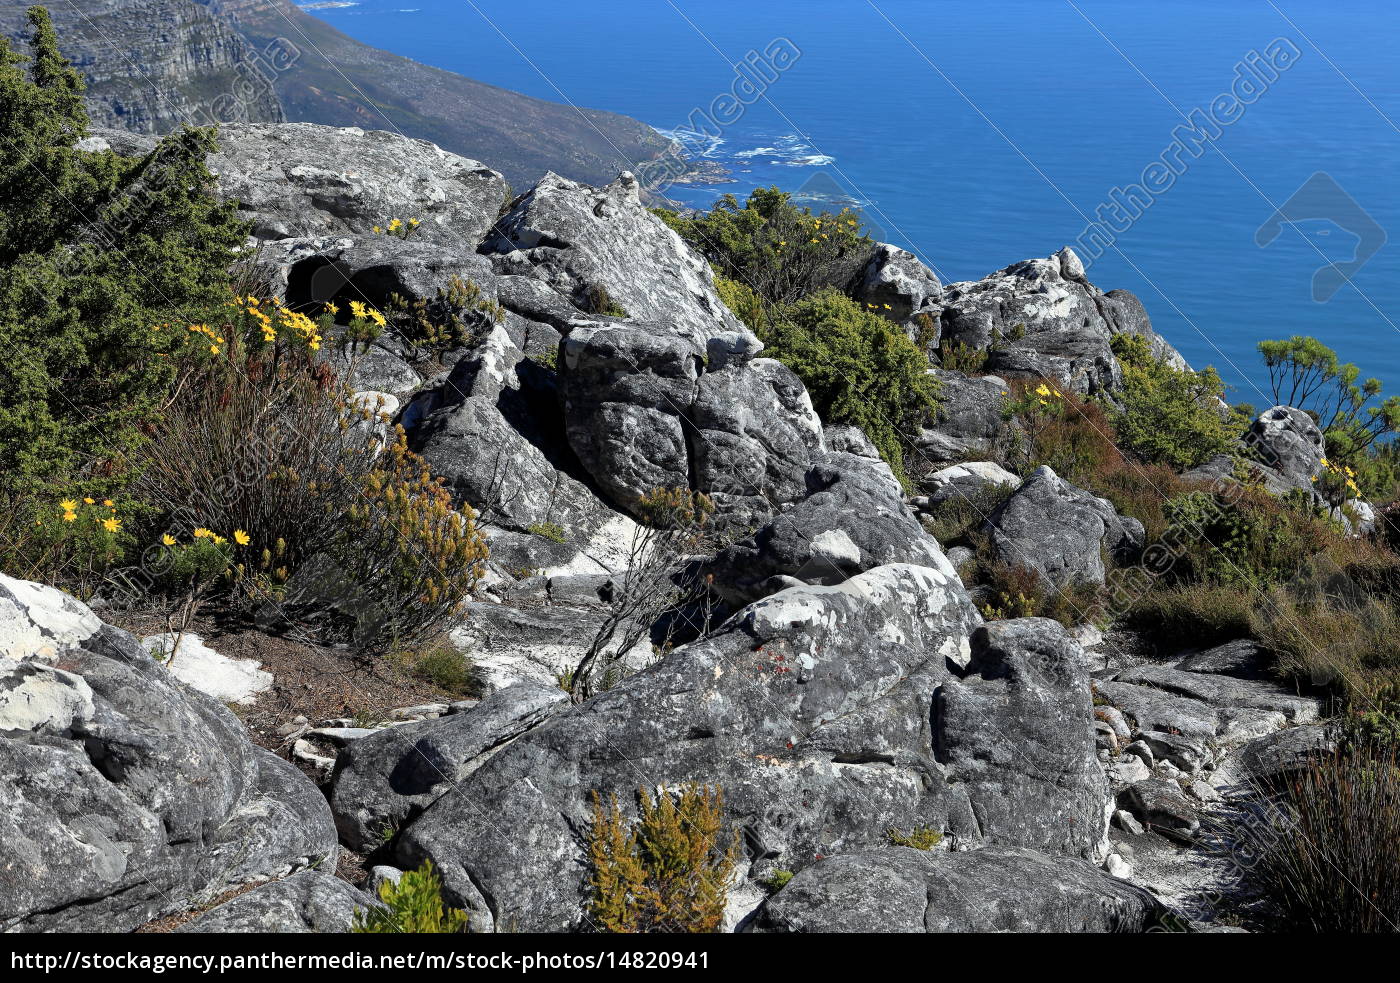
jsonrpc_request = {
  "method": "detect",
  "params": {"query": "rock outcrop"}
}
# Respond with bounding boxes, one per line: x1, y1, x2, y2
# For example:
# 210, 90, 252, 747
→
981, 465, 1145, 587
0, 575, 337, 932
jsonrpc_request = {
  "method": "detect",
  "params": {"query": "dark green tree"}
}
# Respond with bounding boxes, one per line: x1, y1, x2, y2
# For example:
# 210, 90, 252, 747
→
0, 6, 246, 499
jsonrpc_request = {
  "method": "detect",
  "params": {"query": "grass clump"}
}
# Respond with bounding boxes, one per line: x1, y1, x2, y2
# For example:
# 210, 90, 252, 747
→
1227, 740, 1400, 933
351, 860, 469, 934
887, 826, 944, 850
586, 783, 738, 934
526, 521, 567, 544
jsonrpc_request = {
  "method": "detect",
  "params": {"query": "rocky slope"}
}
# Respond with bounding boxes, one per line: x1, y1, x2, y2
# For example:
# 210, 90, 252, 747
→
1, 122, 1354, 933
1, 1, 682, 189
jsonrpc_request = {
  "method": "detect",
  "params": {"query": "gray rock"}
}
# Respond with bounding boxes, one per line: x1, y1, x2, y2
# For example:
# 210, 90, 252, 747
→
982, 465, 1144, 588
208, 123, 509, 249
938, 248, 1177, 395
916, 369, 1013, 463
406, 324, 640, 572
1246, 406, 1325, 493
706, 453, 946, 605
1136, 731, 1211, 774
394, 563, 983, 932
1112, 664, 1319, 724
752, 846, 1172, 933
0, 576, 337, 932
823, 423, 881, 460
485, 171, 747, 346
1121, 778, 1199, 842
329, 682, 568, 853
854, 243, 943, 327
1214, 724, 1335, 788
1175, 640, 1270, 680
176, 870, 377, 934
450, 599, 654, 695
937, 619, 1111, 860
559, 322, 822, 523
922, 460, 1021, 507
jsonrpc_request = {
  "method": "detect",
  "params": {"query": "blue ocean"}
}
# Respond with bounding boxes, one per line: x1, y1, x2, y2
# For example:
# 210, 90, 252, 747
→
308, 0, 1400, 409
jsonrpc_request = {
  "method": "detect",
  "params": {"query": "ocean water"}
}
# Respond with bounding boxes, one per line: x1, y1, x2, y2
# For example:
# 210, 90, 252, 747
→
307, 0, 1400, 409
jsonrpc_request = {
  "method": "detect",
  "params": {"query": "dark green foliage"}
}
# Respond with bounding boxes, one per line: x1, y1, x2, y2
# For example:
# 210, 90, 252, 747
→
0, 7, 246, 500
351, 860, 469, 934
656, 186, 874, 306
1110, 333, 1242, 470
760, 289, 938, 486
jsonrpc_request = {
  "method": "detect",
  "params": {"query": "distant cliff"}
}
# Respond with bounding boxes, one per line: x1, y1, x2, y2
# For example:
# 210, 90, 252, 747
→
0, 0, 683, 189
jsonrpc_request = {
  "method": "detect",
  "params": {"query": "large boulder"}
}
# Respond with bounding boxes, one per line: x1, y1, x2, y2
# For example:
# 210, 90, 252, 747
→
938, 248, 1180, 395
484, 171, 747, 346
853, 243, 943, 328
915, 368, 1013, 464
393, 562, 984, 932
706, 453, 945, 605
406, 324, 640, 574
752, 846, 1172, 933
206, 123, 509, 249
0, 575, 337, 932
329, 682, 568, 853
558, 322, 823, 522
981, 465, 1144, 588
1246, 405, 1326, 494
937, 619, 1111, 860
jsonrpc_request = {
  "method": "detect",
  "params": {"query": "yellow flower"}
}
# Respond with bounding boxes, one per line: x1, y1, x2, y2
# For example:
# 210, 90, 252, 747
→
193, 527, 212, 539
212, 534, 227, 545
84, 497, 95, 505
1035, 383, 1053, 397
372, 225, 382, 235
102, 517, 121, 533
369, 309, 386, 328
63, 512, 76, 523
409, 217, 421, 227
59, 499, 78, 513
103, 499, 114, 507
325, 302, 340, 316
233, 529, 251, 546
162, 534, 177, 546
350, 300, 368, 319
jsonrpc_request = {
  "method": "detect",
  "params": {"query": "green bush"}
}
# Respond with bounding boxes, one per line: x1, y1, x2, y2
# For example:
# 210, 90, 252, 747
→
760, 289, 938, 487
656, 186, 874, 306
714, 276, 765, 335
1111, 333, 1242, 470
1123, 583, 1256, 652
0, 7, 246, 501
351, 860, 469, 934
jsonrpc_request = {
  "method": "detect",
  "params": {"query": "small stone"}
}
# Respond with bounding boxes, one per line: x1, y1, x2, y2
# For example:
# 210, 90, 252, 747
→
1123, 740, 1154, 766
1105, 854, 1133, 879
1106, 756, 1151, 785
1113, 809, 1145, 835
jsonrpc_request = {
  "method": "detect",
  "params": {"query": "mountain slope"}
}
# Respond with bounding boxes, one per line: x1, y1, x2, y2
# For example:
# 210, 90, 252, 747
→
0, 0, 681, 189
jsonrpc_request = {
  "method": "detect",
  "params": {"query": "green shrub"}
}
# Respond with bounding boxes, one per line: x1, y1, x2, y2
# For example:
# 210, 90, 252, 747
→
714, 276, 765, 335
385, 276, 502, 357
937, 339, 989, 375
974, 559, 1102, 627
0, 8, 246, 502
656, 186, 874, 306
1226, 741, 1400, 933
919, 483, 1014, 547
351, 860, 469, 934
761, 289, 938, 487
1111, 333, 1241, 470
581, 283, 627, 318
586, 783, 738, 934
761, 869, 794, 892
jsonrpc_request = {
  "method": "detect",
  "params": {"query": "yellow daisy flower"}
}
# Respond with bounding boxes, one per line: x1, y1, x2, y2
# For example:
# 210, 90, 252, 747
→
102, 517, 121, 533
162, 534, 177, 546
233, 529, 251, 546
